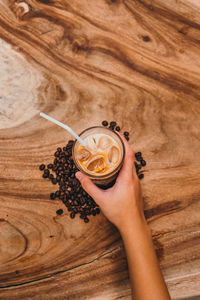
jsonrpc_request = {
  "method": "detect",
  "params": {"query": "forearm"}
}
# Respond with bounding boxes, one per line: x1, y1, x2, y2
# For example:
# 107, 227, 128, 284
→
119, 214, 170, 300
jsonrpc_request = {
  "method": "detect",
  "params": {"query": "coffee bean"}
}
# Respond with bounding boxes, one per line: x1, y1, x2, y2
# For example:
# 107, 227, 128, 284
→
60, 159, 65, 165
84, 217, 89, 223
65, 202, 70, 207
96, 208, 100, 214
61, 185, 66, 191
70, 212, 75, 219
56, 209, 63, 215
49, 174, 54, 179
52, 178, 57, 185
92, 210, 96, 216
135, 152, 141, 158
134, 162, 139, 172
141, 160, 146, 166
47, 164, 53, 169
135, 162, 142, 169
57, 147, 62, 152
102, 120, 108, 126
110, 121, 116, 127
124, 131, 129, 136
44, 170, 50, 177
62, 196, 67, 203
138, 174, 144, 180
39, 164, 45, 171
44, 169, 49, 175
125, 136, 129, 141
74, 200, 78, 206
56, 175, 61, 182
73, 179, 79, 186
136, 156, 143, 162
42, 173, 48, 178
115, 126, 120, 131
54, 151, 60, 157
50, 193, 55, 200
55, 190, 60, 197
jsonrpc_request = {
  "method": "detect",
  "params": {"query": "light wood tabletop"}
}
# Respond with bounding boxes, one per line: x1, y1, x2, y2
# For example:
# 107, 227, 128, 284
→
0, 0, 200, 299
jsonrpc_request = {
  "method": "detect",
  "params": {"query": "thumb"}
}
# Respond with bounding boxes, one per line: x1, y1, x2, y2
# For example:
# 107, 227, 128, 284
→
116, 134, 135, 183
75, 171, 104, 203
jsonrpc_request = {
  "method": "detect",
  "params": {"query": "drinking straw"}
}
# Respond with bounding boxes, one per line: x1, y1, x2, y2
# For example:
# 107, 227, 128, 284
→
40, 112, 86, 146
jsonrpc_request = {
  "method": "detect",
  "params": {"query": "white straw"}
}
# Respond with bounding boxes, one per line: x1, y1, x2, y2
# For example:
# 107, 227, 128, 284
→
40, 112, 86, 146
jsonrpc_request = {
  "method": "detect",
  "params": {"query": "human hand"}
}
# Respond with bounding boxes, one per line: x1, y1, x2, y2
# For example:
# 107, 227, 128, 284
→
75, 135, 146, 232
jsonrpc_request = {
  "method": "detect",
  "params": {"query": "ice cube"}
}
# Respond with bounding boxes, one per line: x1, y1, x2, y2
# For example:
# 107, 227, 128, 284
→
98, 136, 112, 150
78, 147, 91, 161
108, 146, 120, 164
86, 137, 98, 153
87, 155, 105, 172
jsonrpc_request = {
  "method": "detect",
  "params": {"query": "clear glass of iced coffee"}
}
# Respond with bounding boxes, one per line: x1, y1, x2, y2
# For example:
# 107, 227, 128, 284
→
72, 126, 125, 188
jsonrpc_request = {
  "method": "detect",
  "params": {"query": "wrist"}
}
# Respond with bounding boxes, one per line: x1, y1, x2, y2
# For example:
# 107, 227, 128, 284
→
118, 211, 150, 238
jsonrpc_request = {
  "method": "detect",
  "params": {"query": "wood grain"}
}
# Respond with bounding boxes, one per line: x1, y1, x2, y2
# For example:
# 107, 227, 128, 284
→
0, 0, 200, 299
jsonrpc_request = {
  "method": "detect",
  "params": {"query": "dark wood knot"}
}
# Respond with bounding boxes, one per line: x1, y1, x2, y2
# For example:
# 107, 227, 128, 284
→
9, 1, 31, 20
142, 35, 151, 42
37, 0, 53, 4
72, 36, 89, 53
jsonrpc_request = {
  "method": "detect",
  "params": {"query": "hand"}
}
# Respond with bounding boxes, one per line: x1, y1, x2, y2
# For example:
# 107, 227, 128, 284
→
75, 135, 146, 231
76, 137, 171, 300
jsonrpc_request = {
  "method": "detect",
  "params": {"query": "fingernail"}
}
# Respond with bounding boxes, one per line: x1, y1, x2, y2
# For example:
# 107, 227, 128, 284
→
75, 172, 83, 180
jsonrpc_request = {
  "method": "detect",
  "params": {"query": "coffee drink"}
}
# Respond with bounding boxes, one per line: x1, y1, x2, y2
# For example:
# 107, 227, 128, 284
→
77, 133, 121, 175
73, 126, 125, 187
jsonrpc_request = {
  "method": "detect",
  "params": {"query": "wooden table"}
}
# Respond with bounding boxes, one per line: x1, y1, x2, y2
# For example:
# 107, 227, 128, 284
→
0, 0, 200, 299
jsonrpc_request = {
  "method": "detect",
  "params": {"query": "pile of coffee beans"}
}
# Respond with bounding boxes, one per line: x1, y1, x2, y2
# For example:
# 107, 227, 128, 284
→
101, 120, 146, 178
39, 120, 146, 223
39, 139, 100, 223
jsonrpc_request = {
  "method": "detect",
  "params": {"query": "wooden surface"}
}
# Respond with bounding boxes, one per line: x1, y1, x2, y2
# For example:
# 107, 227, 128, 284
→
0, 0, 200, 299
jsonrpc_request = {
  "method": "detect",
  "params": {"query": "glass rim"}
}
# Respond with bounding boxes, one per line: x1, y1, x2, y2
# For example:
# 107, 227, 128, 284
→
72, 126, 125, 179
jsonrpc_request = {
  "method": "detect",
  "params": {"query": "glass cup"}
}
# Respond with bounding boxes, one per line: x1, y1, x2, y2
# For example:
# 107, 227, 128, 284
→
72, 126, 125, 188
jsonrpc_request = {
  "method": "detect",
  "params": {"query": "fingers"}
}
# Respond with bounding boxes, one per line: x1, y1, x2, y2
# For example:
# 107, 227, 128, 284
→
75, 172, 104, 205
116, 134, 137, 182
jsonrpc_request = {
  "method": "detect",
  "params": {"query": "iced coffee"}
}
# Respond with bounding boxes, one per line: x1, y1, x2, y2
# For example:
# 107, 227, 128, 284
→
73, 126, 125, 187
